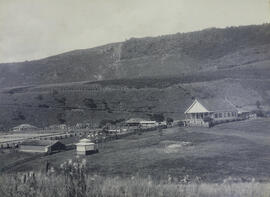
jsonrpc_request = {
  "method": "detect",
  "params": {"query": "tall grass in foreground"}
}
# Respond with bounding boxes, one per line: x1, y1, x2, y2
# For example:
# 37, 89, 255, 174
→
1, 173, 270, 197
1, 158, 270, 197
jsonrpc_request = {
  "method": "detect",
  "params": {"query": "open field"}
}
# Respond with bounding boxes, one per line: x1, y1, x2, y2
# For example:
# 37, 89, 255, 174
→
2, 118, 270, 183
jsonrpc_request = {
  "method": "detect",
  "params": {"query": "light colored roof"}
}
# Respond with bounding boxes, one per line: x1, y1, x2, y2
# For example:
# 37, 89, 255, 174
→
20, 140, 59, 147
76, 138, 95, 146
76, 142, 95, 146
13, 124, 37, 129
126, 118, 144, 124
185, 98, 237, 113
80, 138, 91, 143
140, 121, 157, 124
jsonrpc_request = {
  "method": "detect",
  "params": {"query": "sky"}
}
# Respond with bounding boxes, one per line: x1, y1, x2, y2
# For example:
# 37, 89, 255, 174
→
0, 0, 269, 63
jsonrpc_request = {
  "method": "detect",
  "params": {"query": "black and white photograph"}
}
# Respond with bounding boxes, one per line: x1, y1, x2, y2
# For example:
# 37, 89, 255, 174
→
0, 0, 270, 196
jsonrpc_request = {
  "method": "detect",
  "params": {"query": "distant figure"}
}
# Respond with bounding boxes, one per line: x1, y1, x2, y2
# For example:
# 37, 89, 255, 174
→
158, 127, 163, 136
45, 160, 50, 174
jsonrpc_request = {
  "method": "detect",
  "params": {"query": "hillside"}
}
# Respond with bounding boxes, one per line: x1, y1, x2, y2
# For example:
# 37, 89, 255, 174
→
0, 24, 270, 88
0, 64, 270, 129
0, 24, 270, 129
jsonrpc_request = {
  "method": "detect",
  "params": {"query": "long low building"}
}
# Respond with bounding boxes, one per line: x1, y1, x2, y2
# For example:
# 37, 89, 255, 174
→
19, 140, 66, 154
125, 118, 159, 129
139, 121, 159, 128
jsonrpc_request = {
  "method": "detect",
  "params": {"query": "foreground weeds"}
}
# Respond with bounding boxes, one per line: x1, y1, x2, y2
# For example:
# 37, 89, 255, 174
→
1, 158, 270, 197
1, 173, 270, 197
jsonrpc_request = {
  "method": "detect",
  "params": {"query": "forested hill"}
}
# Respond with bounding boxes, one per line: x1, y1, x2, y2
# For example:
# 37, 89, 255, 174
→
0, 24, 270, 88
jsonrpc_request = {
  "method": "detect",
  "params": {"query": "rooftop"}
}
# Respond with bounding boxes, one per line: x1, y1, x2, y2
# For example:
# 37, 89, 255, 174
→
185, 98, 237, 113
20, 140, 59, 147
126, 118, 145, 124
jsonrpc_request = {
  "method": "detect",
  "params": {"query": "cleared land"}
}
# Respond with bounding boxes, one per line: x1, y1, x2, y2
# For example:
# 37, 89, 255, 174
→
2, 118, 270, 183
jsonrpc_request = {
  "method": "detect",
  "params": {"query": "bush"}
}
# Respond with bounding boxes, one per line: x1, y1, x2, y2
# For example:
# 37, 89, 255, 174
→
253, 110, 266, 117
166, 117, 174, 125
148, 113, 165, 122
83, 98, 97, 109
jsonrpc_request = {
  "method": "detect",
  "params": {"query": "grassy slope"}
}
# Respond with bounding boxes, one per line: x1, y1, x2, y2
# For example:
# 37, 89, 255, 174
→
0, 24, 270, 88
4, 119, 270, 183
0, 24, 270, 129
0, 63, 270, 129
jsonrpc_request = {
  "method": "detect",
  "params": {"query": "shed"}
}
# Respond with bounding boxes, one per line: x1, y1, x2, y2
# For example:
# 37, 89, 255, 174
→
76, 138, 98, 155
139, 121, 158, 128
13, 124, 38, 132
19, 140, 65, 154
125, 118, 144, 127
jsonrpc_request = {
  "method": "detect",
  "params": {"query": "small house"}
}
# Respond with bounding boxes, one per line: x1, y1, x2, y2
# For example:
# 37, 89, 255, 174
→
76, 138, 98, 155
19, 140, 65, 154
125, 118, 144, 127
184, 98, 238, 127
139, 121, 159, 128
13, 124, 38, 132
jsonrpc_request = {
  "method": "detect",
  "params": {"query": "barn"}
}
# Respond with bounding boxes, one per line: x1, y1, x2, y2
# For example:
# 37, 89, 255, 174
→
19, 140, 66, 154
184, 98, 238, 127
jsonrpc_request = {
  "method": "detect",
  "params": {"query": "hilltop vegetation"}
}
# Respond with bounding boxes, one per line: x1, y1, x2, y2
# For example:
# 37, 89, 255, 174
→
0, 24, 270, 88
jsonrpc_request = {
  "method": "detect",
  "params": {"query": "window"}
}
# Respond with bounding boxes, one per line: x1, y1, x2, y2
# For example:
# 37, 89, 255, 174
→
215, 113, 218, 118
219, 113, 222, 118
228, 112, 231, 117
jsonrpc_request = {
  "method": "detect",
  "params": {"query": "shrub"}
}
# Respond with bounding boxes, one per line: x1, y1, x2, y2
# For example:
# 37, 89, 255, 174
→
83, 98, 97, 109
166, 117, 174, 125
35, 94, 43, 100
148, 113, 165, 122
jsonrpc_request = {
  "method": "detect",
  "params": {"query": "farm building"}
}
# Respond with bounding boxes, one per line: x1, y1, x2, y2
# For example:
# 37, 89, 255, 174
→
13, 124, 38, 132
19, 140, 66, 153
76, 138, 98, 155
184, 98, 238, 127
46, 124, 68, 130
139, 121, 159, 128
237, 107, 257, 120
125, 118, 144, 127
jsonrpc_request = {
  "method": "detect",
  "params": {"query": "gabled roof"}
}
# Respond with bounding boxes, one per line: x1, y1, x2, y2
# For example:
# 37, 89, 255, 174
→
185, 98, 237, 113
126, 118, 145, 124
20, 140, 59, 147
13, 124, 37, 129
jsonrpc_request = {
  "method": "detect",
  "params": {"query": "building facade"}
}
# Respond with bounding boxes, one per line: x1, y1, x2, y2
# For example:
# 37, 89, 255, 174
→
184, 98, 238, 127
19, 140, 66, 153
76, 138, 98, 155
